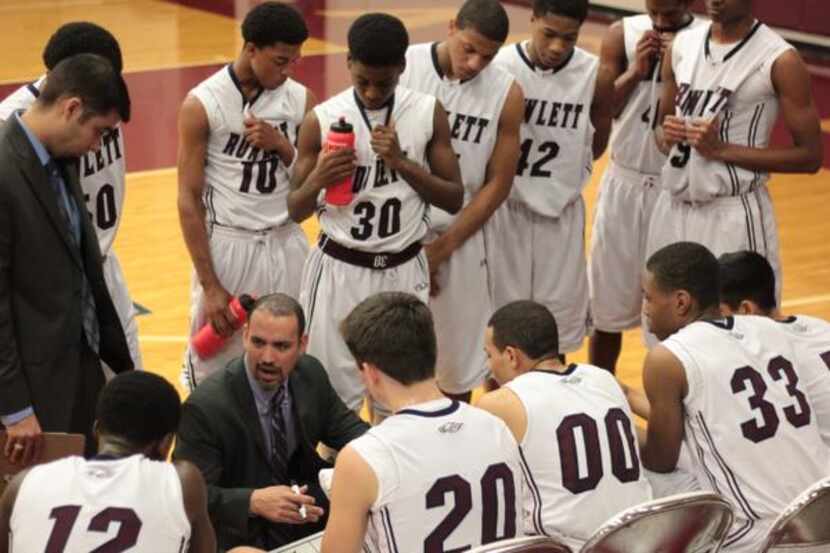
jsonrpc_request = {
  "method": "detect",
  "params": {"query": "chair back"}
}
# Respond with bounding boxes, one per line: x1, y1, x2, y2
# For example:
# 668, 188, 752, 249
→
0, 431, 85, 494
468, 536, 573, 553
761, 476, 830, 552
581, 491, 734, 553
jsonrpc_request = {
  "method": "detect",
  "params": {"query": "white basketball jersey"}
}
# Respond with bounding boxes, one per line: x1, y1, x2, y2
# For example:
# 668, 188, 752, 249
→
663, 316, 830, 549
349, 399, 523, 553
400, 42, 514, 231
190, 65, 307, 230
662, 22, 792, 202
611, 15, 703, 175
493, 43, 597, 218
10, 455, 191, 552
0, 76, 127, 255
773, 315, 830, 448
506, 366, 652, 547
314, 86, 434, 252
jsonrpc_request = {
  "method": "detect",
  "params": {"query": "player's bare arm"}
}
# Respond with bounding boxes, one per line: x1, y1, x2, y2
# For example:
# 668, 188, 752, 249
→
286, 110, 356, 223
640, 345, 687, 472
320, 445, 377, 553
175, 460, 217, 553
0, 469, 28, 553
476, 388, 528, 444
601, 22, 660, 118
177, 96, 238, 338
425, 82, 524, 273
371, 101, 463, 213
686, 50, 823, 173
656, 48, 686, 155
591, 57, 615, 159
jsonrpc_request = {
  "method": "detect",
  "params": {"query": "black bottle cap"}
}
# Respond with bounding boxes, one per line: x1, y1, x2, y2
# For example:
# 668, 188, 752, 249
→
330, 116, 353, 133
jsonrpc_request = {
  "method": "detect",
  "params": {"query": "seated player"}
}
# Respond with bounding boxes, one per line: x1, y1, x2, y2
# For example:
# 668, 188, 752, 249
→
0, 371, 216, 553
477, 300, 651, 549
321, 292, 523, 553
719, 250, 830, 447
641, 242, 830, 553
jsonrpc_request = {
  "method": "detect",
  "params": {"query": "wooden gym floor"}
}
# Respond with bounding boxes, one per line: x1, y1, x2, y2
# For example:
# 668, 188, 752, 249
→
1, 0, 828, 400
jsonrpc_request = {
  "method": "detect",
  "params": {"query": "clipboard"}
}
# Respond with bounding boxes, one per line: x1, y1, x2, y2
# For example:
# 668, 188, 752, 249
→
270, 530, 323, 553
0, 431, 85, 493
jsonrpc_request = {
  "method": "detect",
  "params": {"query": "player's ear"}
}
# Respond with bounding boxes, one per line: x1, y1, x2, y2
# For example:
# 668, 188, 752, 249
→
738, 300, 757, 315
674, 289, 693, 317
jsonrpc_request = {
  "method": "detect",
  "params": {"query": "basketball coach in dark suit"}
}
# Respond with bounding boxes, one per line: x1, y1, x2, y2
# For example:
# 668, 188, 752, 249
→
174, 294, 369, 551
0, 54, 133, 463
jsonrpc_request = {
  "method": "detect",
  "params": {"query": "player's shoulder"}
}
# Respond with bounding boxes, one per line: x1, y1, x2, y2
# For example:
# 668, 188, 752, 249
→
775, 314, 830, 337
568, 46, 600, 70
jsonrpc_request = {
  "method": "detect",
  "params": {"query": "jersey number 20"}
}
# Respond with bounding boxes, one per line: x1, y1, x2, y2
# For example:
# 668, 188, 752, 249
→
424, 462, 516, 552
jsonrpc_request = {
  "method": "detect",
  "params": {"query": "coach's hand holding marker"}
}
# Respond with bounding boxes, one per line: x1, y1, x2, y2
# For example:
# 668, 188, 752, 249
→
291, 482, 308, 520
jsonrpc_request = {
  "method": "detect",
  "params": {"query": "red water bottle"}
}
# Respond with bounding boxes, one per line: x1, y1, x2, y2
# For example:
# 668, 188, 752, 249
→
192, 294, 256, 359
324, 117, 355, 206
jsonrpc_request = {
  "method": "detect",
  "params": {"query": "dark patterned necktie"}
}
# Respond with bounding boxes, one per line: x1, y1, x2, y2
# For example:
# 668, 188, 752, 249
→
46, 161, 100, 354
269, 385, 288, 481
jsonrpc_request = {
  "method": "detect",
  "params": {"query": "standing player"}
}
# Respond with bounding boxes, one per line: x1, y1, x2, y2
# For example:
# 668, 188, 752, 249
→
641, 242, 830, 553
0, 22, 143, 372
478, 301, 651, 550
651, 0, 823, 300
178, 2, 316, 389
288, 14, 462, 413
486, 0, 614, 360
719, 250, 830, 447
0, 371, 216, 553
400, 0, 524, 402
588, 0, 700, 373
322, 292, 522, 553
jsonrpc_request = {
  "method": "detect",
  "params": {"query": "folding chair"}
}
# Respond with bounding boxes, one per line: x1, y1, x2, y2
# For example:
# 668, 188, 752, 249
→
0, 431, 85, 494
468, 536, 573, 553
761, 476, 830, 552
581, 491, 734, 553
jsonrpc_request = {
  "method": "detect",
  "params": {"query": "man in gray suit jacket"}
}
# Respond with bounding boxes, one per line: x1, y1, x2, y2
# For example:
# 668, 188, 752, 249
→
174, 294, 369, 551
0, 54, 133, 463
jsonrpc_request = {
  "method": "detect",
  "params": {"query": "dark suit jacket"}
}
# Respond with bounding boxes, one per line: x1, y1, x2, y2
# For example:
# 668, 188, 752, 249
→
173, 354, 369, 551
0, 116, 132, 430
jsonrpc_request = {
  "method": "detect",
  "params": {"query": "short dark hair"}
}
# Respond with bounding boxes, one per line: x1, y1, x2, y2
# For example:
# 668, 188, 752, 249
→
250, 293, 306, 337
348, 13, 409, 66
532, 0, 589, 22
42, 22, 123, 73
456, 0, 510, 43
646, 242, 720, 311
340, 292, 436, 385
488, 301, 559, 360
38, 53, 131, 122
96, 371, 181, 447
718, 251, 777, 313
242, 2, 309, 48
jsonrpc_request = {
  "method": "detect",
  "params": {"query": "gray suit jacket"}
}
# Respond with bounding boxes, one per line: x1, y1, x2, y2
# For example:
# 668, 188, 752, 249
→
0, 116, 132, 429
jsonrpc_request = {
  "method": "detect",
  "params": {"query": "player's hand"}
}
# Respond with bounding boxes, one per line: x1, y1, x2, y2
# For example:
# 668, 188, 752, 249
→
370, 123, 405, 170
250, 485, 324, 524
631, 30, 661, 80
685, 115, 724, 160
203, 285, 236, 338
312, 147, 357, 190
4, 414, 43, 465
662, 116, 688, 149
656, 31, 675, 58
243, 116, 291, 157
424, 238, 454, 297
